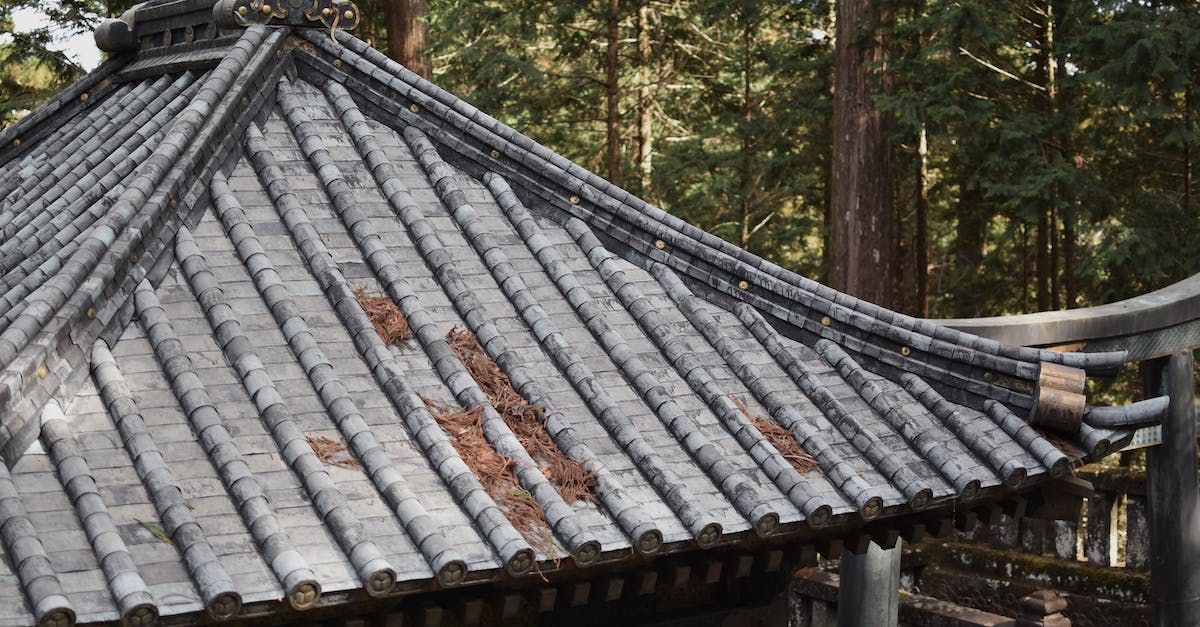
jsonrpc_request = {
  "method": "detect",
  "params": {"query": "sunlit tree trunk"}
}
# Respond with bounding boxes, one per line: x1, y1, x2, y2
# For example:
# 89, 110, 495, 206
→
915, 122, 929, 316
635, 2, 655, 194
830, 0, 895, 307
605, 0, 622, 185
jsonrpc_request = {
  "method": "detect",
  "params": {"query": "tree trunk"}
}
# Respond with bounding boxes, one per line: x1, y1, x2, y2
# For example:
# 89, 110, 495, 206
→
1036, 208, 1051, 311
635, 2, 655, 195
830, 0, 895, 307
1020, 223, 1030, 313
1185, 86, 1194, 216
386, 0, 430, 79
605, 0, 622, 185
1055, 2, 1078, 308
739, 15, 755, 251
951, 183, 987, 318
1050, 205, 1060, 309
915, 122, 929, 316
1034, 1, 1054, 312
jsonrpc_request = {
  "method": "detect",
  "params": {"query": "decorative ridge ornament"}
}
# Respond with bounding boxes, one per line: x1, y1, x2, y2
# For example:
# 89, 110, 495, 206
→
97, 0, 361, 52
1029, 361, 1087, 433
213, 0, 360, 30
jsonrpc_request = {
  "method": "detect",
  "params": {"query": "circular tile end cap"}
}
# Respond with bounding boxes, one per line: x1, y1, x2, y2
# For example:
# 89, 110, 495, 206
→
505, 549, 534, 577
573, 540, 601, 566
807, 504, 833, 528
635, 529, 663, 555
365, 568, 396, 597
122, 603, 158, 627
696, 522, 722, 547
287, 581, 321, 611
206, 591, 242, 621
436, 560, 467, 587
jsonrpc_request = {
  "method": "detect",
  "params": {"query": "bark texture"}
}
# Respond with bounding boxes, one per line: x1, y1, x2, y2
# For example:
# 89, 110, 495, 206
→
386, 0, 431, 79
830, 0, 895, 308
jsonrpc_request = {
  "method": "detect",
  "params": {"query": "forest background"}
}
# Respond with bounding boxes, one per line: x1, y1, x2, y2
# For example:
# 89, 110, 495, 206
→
2, 0, 1198, 321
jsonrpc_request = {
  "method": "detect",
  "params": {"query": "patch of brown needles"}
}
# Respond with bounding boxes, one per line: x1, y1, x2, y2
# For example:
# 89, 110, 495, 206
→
446, 327, 597, 504
306, 434, 361, 470
421, 395, 554, 553
355, 286, 412, 348
732, 396, 820, 474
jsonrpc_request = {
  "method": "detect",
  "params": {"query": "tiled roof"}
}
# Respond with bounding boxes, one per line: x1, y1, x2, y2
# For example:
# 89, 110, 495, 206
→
0, 5, 1163, 625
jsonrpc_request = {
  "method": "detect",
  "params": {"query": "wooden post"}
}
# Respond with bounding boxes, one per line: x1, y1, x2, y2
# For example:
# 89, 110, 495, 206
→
1144, 351, 1200, 626
1084, 491, 1118, 566
1016, 590, 1070, 627
837, 539, 901, 627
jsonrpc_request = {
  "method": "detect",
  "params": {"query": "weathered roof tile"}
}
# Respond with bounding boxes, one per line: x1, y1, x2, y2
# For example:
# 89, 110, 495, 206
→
0, 6, 1162, 623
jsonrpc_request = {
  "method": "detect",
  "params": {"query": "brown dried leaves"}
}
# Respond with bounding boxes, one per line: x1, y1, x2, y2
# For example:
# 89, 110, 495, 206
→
306, 434, 361, 470
446, 327, 597, 504
355, 287, 412, 348
732, 396, 820, 474
422, 395, 551, 550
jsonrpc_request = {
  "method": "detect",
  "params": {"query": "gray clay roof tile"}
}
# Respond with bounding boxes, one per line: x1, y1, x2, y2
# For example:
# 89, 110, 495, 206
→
0, 5, 1154, 624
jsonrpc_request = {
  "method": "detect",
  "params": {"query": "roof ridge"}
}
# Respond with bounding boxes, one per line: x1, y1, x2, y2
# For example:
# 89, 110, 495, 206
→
0, 27, 282, 467
288, 29, 1137, 427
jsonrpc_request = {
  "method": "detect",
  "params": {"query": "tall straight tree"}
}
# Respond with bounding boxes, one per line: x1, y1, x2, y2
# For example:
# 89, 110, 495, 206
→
830, 0, 895, 307
387, 0, 431, 79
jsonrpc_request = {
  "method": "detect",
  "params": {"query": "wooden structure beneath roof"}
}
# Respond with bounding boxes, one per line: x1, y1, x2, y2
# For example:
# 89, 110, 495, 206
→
939, 276, 1200, 627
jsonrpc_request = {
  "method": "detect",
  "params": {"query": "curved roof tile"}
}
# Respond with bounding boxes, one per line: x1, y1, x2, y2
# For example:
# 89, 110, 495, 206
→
0, 4, 1159, 623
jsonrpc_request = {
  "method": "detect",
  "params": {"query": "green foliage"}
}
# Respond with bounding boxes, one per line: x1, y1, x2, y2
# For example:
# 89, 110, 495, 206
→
4, 0, 1198, 320
0, 1, 134, 127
